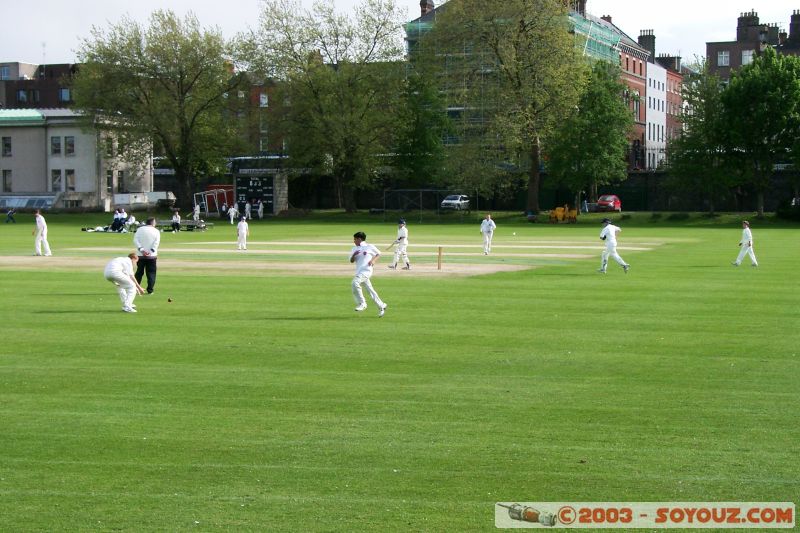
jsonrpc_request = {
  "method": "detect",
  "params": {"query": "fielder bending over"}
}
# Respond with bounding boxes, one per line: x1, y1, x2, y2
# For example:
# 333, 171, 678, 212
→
732, 220, 758, 267
350, 231, 388, 317
104, 253, 145, 313
388, 218, 411, 270
598, 218, 630, 274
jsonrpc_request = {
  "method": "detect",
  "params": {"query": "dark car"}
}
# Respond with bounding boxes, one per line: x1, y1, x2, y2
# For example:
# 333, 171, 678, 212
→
596, 194, 622, 212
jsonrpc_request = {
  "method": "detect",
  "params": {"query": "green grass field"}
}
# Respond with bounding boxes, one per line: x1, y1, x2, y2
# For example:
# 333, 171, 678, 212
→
0, 211, 798, 531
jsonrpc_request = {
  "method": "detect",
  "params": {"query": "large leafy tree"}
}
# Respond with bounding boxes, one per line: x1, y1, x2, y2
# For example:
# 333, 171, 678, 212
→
721, 47, 800, 216
246, 0, 406, 211
72, 10, 246, 208
666, 62, 735, 215
425, 0, 586, 214
392, 68, 451, 187
546, 61, 632, 204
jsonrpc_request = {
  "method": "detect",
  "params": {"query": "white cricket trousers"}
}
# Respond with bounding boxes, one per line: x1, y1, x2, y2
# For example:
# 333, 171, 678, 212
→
600, 245, 627, 271
34, 231, 52, 256
735, 244, 758, 266
352, 272, 385, 308
482, 231, 493, 254
392, 244, 409, 266
106, 273, 137, 309
237, 235, 247, 250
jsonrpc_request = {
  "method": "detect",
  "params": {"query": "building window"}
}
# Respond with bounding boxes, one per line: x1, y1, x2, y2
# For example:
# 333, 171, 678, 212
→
16, 90, 27, 103
64, 199, 82, 208
106, 170, 114, 194
259, 93, 268, 107
2, 137, 10, 157
117, 170, 125, 193
105, 137, 114, 158
65, 169, 76, 192
51, 170, 63, 192
2, 169, 11, 192
58, 88, 71, 103
0, 66, 9, 80
51, 136, 62, 156
65, 136, 75, 156
717, 50, 730, 67
742, 49, 754, 65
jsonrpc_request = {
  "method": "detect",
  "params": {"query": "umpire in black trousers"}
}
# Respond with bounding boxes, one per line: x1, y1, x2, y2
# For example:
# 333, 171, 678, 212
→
133, 217, 161, 294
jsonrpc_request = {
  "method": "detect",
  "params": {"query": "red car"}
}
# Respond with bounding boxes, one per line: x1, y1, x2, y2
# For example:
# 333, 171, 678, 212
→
596, 194, 622, 212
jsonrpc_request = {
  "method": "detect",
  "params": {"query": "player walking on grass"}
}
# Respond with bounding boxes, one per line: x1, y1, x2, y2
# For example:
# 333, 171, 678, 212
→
598, 218, 630, 274
480, 213, 496, 255
732, 220, 758, 267
388, 219, 411, 270
32, 209, 52, 256
350, 231, 387, 317
237, 216, 249, 250
104, 253, 145, 313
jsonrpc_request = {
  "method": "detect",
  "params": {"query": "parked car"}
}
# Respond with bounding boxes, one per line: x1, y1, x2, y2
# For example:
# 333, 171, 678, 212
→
440, 194, 470, 211
596, 194, 622, 212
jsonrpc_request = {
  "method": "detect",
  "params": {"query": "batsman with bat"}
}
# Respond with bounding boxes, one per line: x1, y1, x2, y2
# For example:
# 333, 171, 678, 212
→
388, 218, 411, 270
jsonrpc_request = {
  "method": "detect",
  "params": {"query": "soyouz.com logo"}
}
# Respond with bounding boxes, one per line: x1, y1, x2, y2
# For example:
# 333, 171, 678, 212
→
494, 502, 795, 528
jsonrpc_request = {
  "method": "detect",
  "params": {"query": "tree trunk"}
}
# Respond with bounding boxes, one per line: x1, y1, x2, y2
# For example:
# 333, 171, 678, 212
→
757, 190, 765, 218
342, 185, 358, 213
526, 137, 541, 214
174, 170, 194, 211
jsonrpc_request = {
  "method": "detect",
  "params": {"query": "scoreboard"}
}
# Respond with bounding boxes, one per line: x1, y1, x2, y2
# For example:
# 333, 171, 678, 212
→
234, 175, 274, 214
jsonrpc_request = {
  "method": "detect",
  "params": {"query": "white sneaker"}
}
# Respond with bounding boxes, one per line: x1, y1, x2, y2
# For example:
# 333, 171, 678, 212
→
623, 264, 630, 274
402, 265, 411, 270
388, 265, 396, 270
355, 304, 367, 312
122, 306, 137, 313
378, 304, 387, 317
597, 269, 606, 274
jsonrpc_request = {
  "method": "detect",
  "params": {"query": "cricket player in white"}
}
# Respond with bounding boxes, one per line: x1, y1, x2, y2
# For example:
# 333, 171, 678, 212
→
350, 231, 388, 317
228, 204, 239, 224
193, 203, 201, 221
104, 253, 145, 313
245, 202, 252, 220
480, 213, 496, 255
237, 216, 249, 250
733, 220, 758, 267
32, 209, 52, 256
388, 219, 411, 270
598, 218, 630, 273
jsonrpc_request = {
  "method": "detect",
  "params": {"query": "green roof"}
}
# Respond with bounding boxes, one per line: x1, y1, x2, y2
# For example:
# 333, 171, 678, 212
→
0, 109, 45, 124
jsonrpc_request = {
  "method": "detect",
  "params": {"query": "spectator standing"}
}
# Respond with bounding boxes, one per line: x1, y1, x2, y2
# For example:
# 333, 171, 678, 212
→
5, 208, 16, 223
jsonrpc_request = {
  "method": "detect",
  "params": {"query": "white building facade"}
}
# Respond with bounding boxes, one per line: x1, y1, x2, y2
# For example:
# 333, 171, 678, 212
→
645, 62, 667, 170
0, 109, 152, 210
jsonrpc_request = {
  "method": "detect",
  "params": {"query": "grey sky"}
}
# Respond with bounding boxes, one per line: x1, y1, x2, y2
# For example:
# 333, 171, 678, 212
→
2, 1, 798, 65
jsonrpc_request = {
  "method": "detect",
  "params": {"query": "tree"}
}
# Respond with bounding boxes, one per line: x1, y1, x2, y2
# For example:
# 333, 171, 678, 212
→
246, 0, 406, 211
392, 68, 451, 187
425, 0, 587, 214
721, 47, 800, 216
546, 61, 632, 205
666, 61, 735, 215
72, 10, 246, 208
